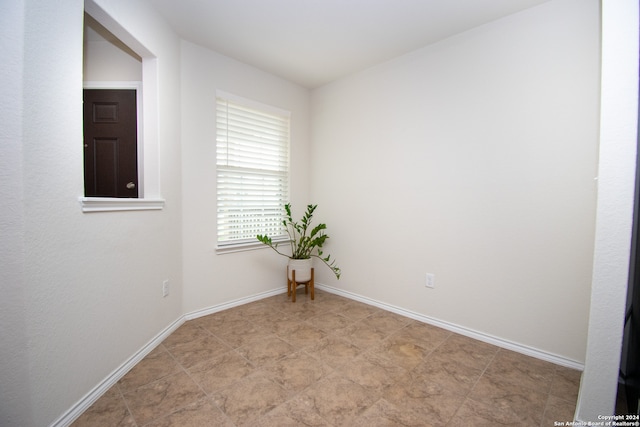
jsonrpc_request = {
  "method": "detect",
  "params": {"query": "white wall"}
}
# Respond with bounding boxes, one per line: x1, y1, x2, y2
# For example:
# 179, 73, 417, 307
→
83, 15, 142, 82
180, 41, 311, 314
576, 0, 639, 421
310, 0, 600, 363
0, 1, 30, 425
0, 0, 184, 424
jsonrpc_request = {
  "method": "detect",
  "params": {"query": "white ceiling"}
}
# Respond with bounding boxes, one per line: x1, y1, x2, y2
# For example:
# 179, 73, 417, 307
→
147, 0, 551, 88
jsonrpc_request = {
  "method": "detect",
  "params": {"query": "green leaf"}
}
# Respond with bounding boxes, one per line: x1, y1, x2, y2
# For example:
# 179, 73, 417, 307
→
256, 203, 340, 279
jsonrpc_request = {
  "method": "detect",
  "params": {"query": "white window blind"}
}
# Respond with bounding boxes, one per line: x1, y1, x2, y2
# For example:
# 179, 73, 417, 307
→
216, 94, 290, 246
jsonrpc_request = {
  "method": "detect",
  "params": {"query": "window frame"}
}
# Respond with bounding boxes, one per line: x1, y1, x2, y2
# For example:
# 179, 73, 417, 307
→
215, 90, 291, 253
80, 3, 165, 213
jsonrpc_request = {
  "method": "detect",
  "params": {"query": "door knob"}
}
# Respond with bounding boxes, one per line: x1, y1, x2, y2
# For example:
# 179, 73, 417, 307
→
126, 182, 136, 189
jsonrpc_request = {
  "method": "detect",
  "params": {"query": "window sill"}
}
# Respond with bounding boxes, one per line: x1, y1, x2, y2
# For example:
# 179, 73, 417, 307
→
216, 238, 290, 255
79, 197, 165, 213
216, 241, 265, 255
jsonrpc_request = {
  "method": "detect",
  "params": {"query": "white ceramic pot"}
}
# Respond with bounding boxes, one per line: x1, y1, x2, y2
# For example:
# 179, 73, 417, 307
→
288, 258, 313, 282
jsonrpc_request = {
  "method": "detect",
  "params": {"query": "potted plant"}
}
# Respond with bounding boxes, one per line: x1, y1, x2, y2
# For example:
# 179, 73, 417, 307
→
257, 203, 341, 280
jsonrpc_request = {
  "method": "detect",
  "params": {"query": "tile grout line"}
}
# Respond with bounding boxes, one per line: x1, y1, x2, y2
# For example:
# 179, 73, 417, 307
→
154, 328, 240, 427
538, 365, 563, 427
445, 343, 501, 426
114, 382, 139, 427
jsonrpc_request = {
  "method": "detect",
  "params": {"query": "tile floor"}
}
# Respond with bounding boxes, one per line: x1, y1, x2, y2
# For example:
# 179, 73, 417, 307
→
71, 289, 581, 426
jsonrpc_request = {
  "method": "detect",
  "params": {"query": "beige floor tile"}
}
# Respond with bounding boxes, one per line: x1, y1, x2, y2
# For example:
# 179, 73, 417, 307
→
351, 398, 437, 427
484, 349, 556, 394
260, 350, 332, 393
236, 334, 296, 367
448, 397, 536, 426
358, 351, 412, 382
213, 319, 268, 348
214, 305, 251, 321
365, 310, 412, 335
305, 311, 353, 334
382, 378, 467, 426
161, 322, 206, 348
198, 316, 249, 336
429, 333, 499, 370
337, 353, 407, 394
334, 320, 390, 350
165, 334, 233, 369
143, 397, 234, 427
371, 334, 431, 370
71, 386, 135, 427
468, 374, 548, 426
254, 395, 332, 427
211, 371, 289, 426
550, 365, 582, 401
122, 371, 205, 426
410, 354, 484, 395
117, 345, 182, 393
234, 301, 276, 323
278, 322, 327, 349
313, 293, 352, 312
306, 335, 362, 369
340, 301, 381, 320
275, 301, 323, 319
399, 321, 451, 349
542, 394, 578, 425
188, 350, 256, 394
301, 373, 379, 426
262, 292, 305, 309
252, 309, 297, 333
192, 310, 243, 332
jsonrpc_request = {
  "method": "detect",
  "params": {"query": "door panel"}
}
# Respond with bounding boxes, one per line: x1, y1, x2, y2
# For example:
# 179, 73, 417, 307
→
83, 89, 138, 198
93, 138, 118, 196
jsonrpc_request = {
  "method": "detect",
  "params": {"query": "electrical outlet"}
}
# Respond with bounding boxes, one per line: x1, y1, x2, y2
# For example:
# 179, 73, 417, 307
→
162, 279, 169, 297
426, 273, 435, 288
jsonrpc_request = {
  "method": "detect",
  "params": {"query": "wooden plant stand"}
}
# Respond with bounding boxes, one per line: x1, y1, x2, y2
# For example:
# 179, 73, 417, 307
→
287, 266, 314, 302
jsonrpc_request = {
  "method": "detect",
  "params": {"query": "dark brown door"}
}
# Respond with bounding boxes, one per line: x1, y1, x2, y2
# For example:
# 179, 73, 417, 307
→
83, 89, 138, 198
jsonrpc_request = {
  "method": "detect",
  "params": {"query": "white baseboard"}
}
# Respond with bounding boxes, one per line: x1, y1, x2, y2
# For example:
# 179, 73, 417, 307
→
184, 287, 285, 320
316, 283, 585, 371
50, 316, 185, 427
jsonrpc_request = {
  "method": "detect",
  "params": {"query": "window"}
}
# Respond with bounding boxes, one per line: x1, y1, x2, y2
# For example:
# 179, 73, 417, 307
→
80, 9, 164, 212
216, 92, 290, 249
